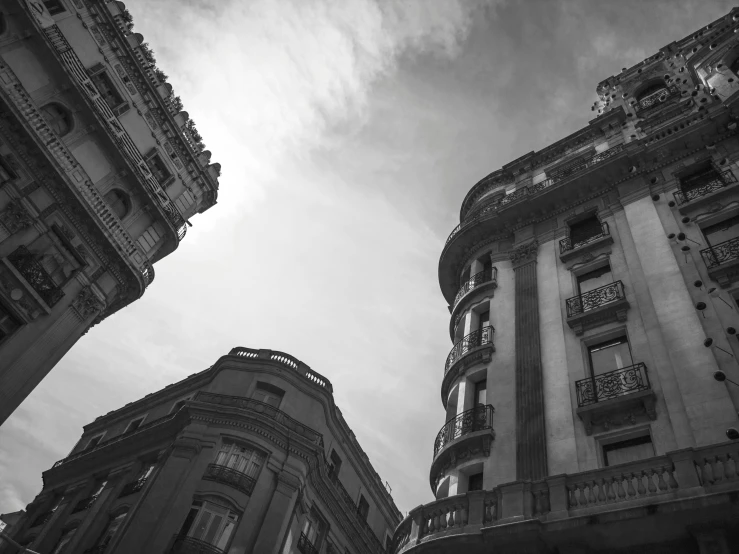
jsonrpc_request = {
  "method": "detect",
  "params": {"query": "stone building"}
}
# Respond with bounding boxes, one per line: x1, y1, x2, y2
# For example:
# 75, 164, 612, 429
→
0, 0, 220, 424
391, 8, 739, 554
1, 347, 400, 554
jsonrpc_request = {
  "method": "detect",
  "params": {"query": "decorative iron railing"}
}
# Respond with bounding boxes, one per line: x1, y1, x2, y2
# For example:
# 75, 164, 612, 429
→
297, 533, 319, 554
203, 464, 257, 496
433, 404, 494, 458
453, 268, 497, 309
193, 392, 323, 446
575, 362, 651, 407
444, 326, 495, 374
559, 222, 610, 254
566, 281, 625, 318
7, 246, 64, 307
118, 476, 149, 498
700, 237, 739, 269
635, 85, 680, 114
673, 168, 737, 205
444, 144, 625, 247
71, 493, 101, 514
169, 535, 223, 554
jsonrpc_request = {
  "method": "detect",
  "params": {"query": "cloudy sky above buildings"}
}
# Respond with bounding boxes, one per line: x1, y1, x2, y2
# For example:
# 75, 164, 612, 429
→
0, 0, 734, 515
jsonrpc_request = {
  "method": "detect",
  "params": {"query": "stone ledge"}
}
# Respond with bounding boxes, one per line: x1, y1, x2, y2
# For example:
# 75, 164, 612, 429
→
575, 388, 657, 436
559, 234, 615, 264
566, 297, 629, 336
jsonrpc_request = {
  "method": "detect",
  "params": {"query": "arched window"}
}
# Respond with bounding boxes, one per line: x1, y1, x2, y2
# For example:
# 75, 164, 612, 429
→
103, 189, 130, 220
636, 82, 667, 103
40, 103, 73, 137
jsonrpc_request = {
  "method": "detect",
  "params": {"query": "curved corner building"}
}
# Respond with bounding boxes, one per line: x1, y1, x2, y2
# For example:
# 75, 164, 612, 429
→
1, 347, 400, 554
392, 8, 739, 554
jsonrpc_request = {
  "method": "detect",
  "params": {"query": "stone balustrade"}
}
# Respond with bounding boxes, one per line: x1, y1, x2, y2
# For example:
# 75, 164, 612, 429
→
391, 442, 737, 554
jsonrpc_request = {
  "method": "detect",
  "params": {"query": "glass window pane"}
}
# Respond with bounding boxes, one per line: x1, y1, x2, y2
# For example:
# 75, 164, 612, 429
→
191, 512, 212, 540
577, 265, 613, 294
589, 337, 632, 376
202, 514, 223, 544
215, 519, 236, 549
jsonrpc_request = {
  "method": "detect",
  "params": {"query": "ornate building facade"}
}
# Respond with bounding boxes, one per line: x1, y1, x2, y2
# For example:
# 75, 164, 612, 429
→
391, 8, 739, 554
0, 347, 400, 554
0, 0, 220, 424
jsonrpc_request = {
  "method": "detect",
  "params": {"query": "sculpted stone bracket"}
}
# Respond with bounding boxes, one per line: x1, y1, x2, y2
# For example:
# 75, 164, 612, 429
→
71, 286, 106, 322
576, 389, 657, 436
509, 240, 538, 269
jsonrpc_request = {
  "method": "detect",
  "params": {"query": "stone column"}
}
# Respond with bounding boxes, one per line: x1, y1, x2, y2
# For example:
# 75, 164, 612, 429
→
509, 240, 548, 481
251, 470, 302, 554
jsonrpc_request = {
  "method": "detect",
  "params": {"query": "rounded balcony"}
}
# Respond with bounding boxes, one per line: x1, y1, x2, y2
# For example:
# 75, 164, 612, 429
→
441, 327, 494, 408
438, 141, 629, 305
449, 269, 497, 340
429, 405, 495, 491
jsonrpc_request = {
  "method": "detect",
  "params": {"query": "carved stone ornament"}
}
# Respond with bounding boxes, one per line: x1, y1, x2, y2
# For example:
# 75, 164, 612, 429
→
71, 286, 105, 321
509, 240, 539, 268
0, 199, 33, 234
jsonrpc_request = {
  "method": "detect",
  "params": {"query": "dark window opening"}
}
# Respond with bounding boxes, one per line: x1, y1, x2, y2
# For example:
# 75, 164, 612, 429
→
588, 336, 633, 377
0, 300, 21, 343
89, 71, 125, 110
40, 103, 72, 137
43, 0, 66, 15
92, 511, 127, 550
147, 153, 173, 185
328, 450, 342, 480
103, 188, 131, 220
477, 310, 489, 333
474, 380, 487, 406
569, 215, 603, 248
253, 382, 285, 408
680, 165, 722, 195
356, 495, 369, 521
468, 472, 484, 492
731, 56, 739, 76
577, 264, 613, 295
702, 214, 739, 247
603, 435, 654, 466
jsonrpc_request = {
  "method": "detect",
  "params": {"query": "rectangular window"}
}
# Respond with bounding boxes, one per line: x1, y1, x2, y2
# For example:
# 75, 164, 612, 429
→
252, 382, 284, 408
474, 380, 487, 406
588, 336, 633, 377
125, 416, 145, 433
468, 472, 484, 491
214, 441, 264, 477
147, 152, 173, 185
89, 70, 127, 112
85, 433, 105, 450
328, 450, 342, 480
603, 434, 654, 466
43, 0, 66, 15
569, 215, 603, 248
703, 214, 739, 247
577, 264, 613, 295
0, 300, 22, 344
477, 310, 490, 332
180, 501, 237, 549
356, 495, 369, 521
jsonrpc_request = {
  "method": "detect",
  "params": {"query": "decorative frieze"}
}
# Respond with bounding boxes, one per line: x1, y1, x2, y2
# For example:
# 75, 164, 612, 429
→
0, 199, 33, 235
71, 286, 105, 321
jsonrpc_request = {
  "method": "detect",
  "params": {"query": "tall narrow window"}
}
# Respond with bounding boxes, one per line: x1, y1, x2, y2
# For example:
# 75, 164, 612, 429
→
328, 450, 342, 480
177, 501, 238, 550
147, 153, 173, 185
92, 511, 127, 550
0, 300, 21, 344
170, 396, 193, 413
603, 435, 654, 466
588, 336, 633, 377
577, 264, 613, 295
214, 441, 264, 478
568, 215, 603, 249
103, 189, 130, 220
468, 472, 484, 491
474, 381, 487, 406
357, 495, 369, 522
252, 382, 284, 408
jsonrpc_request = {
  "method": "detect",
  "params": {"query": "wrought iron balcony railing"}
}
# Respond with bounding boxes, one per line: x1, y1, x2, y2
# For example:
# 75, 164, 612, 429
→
203, 464, 257, 496
434, 404, 494, 458
169, 535, 224, 554
635, 84, 679, 114
673, 168, 737, 205
297, 533, 319, 554
453, 268, 497, 309
445, 144, 625, 247
566, 281, 625, 318
118, 476, 149, 498
7, 246, 64, 307
701, 237, 739, 269
575, 363, 651, 407
445, 326, 495, 374
559, 222, 610, 254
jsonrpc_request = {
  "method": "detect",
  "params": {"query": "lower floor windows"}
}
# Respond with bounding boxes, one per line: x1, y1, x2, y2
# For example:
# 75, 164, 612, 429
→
468, 472, 484, 491
178, 500, 238, 551
602, 434, 654, 467
90, 510, 127, 550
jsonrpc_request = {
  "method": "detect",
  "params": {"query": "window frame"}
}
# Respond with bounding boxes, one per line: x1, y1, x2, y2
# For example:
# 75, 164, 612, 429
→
213, 439, 265, 478
103, 188, 132, 221
0, 297, 23, 345
170, 395, 193, 414
596, 426, 654, 468
87, 65, 129, 115
84, 432, 106, 450
356, 494, 370, 522
467, 472, 484, 492
124, 415, 147, 434
252, 382, 285, 408
145, 150, 175, 187
587, 334, 634, 378
178, 499, 239, 550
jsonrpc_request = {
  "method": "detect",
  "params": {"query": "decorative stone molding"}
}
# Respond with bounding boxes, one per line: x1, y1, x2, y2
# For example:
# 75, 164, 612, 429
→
508, 240, 538, 268
71, 286, 105, 321
577, 389, 657, 436
0, 199, 33, 235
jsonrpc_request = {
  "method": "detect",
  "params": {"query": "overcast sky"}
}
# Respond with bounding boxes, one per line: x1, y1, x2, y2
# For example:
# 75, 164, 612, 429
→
0, 0, 733, 517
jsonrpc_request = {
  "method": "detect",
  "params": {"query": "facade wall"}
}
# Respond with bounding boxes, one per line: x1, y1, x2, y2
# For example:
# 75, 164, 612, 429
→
0, 0, 220, 424
2, 349, 400, 554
